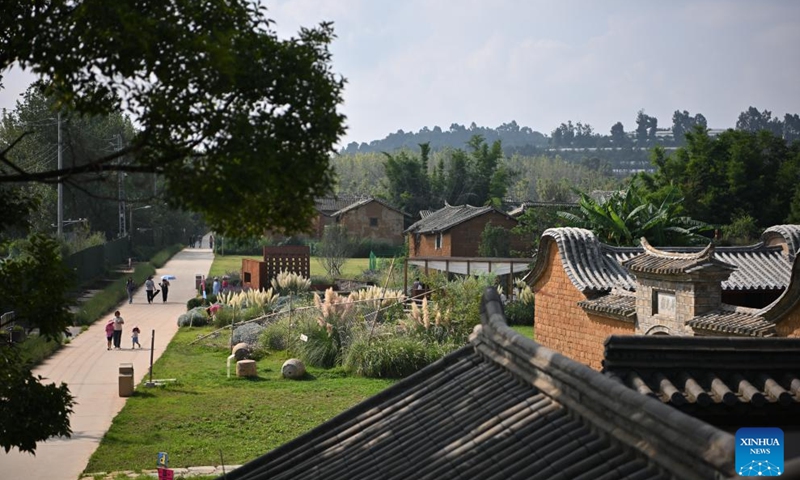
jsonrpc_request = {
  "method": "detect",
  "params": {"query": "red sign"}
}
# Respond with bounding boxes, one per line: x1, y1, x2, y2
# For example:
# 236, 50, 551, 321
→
158, 468, 174, 480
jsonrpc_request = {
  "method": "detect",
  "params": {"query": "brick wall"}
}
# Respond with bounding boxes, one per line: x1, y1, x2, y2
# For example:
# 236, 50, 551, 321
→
339, 202, 405, 245
534, 245, 634, 370
408, 212, 528, 258
776, 307, 800, 338
409, 231, 452, 257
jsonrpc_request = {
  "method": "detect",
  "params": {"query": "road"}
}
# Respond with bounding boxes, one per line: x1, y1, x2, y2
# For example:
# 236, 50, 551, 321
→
1, 247, 214, 480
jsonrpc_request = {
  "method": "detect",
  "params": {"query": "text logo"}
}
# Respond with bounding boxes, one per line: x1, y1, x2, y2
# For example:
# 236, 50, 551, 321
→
736, 427, 783, 477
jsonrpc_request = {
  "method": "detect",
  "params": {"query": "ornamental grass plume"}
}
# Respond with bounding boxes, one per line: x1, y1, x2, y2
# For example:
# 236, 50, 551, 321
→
271, 270, 311, 295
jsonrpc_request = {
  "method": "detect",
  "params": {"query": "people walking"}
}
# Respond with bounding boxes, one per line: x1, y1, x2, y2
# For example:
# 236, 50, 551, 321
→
126, 277, 135, 304
160, 278, 170, 303
131, 326, 142, 349
145, 276, 160, 304
105, 319, 114, 350
112, 311, 124, 349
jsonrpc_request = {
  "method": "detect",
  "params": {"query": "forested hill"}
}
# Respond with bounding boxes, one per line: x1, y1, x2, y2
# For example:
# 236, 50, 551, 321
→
339, 121, 548, 155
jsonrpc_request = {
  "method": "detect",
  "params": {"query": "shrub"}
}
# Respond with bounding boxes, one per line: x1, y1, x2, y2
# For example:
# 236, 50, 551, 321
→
218, 289, 277, 311
232, 323, 266, 346
271, 270, 311, 295
504, 301, 534, 326
177, 307, 210, 327
343, 334, 450, 378
260, 320, 291, 351
186, 294, 217, 310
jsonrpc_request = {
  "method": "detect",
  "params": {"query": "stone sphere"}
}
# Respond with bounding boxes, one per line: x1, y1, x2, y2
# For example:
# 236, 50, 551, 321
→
281, 358, 306, 379
232, 342, 251, 360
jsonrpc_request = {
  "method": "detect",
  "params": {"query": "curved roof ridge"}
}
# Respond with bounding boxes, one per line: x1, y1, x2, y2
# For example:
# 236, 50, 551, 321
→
762, 224, 800, 260
640, 237, 714, 260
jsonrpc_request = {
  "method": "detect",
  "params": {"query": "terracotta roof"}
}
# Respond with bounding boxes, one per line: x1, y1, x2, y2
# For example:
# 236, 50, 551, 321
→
577, 292, 636, 322
623, 239, 735, 276
687, 305, 775, 337
530, 228, 793, 295
330, 196, 408, 218
603, 335, 800, 415
404, 204, 516, 234
222, 289, 735, 480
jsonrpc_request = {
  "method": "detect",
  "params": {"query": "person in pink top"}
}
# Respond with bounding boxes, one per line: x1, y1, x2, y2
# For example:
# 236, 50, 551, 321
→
105, 319, 114, 350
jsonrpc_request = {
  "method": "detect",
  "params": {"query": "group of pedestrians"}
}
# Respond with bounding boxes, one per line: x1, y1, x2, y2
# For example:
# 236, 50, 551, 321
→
105, 310, 141, 350
126, 276, 170, 304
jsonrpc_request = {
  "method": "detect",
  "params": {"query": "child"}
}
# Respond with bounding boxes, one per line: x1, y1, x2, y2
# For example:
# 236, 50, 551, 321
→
105, 319, 114, 350
132, 326, 142, 349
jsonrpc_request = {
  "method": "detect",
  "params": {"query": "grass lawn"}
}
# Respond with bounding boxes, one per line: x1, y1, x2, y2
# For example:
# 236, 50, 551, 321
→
84, 327, 394, 474
510, 325, 535, 340
208, 255, 370, 280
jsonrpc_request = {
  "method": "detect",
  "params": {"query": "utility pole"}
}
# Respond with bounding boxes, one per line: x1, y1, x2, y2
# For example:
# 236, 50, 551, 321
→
57, 111, 63, 237
115, 134, 127, 237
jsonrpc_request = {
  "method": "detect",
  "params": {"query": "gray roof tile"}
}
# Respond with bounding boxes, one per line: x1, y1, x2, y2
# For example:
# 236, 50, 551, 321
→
220, 290, 736, 480
405, 204, 516, 234
531, 228, 793, 294
623, 240, 735, 275
578, 293, 636, 322
687, 305, 776, 337
330, 196, 407, 218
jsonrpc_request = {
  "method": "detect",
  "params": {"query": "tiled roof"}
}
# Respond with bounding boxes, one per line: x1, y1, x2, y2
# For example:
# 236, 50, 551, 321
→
315, 194, 371, 214
623, 240, 735, 275
530, 228, 793, 294
418, 209, 432, 219
687, 305, 775, 337
578, 293, 636, 322
507, 201, 577, 217
330, 196, 407, 218
404, 204, 516, 234
603, 335, 800, 415
221, 289, 735, 480
763, 224, 800, 261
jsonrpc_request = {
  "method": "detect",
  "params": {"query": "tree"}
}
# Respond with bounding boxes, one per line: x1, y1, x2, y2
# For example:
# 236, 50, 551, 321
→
610, 121, 627, 146
382, 144, 433, 219
1, 1, 345, 237
0, 235, 76, 453
784, 113, 800, 144
736, 107, 783, 136
478, 222, 510, 257
671, 110, 707, 144
319, 225, 354, 277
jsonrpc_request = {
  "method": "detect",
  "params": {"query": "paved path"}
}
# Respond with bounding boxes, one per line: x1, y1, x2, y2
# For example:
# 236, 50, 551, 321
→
2, 247, 214, 480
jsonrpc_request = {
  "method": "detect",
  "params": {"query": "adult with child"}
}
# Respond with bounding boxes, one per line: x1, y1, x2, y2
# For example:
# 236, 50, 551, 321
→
144, 276, 160, 304
112, 310, 125, 349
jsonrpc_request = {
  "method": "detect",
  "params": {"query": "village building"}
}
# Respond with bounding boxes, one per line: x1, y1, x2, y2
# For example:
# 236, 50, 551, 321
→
312, 195, 407, 246
528, 225, 800, 369
221, 289, 761, 480
405, 203, 528, 258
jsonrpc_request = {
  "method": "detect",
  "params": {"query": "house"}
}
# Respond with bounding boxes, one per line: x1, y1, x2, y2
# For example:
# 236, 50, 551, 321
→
528, 225, 800, 369
218, 289, 742, 480
312, 195, 407, 246
405, 203, 528, 258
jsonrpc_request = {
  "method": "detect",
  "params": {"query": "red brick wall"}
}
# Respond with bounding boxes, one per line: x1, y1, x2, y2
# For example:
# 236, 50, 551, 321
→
533, 245, 634, 370
408, 231, 452, 257
339, 202, 405, 245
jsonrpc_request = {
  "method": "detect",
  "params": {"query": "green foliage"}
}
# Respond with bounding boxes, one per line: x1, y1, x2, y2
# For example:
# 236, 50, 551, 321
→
260, 320, 291, 351
721, 213, 760, 246
429, 274, 496, 344
559, 186, 710, 246
478, 222, 511, 257
232, 323, 265, 346
343, 335, 449, 378
186, 294, 217, 311
177, 307, 210, 328
503, 301, 535, 326
271, 271, 311, 295
293, 315, 344, 369
1, 2, 345, 238
0, 345, 75, 453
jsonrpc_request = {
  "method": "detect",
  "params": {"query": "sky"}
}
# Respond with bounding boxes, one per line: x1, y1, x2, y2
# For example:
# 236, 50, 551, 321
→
2, 0, 799, 146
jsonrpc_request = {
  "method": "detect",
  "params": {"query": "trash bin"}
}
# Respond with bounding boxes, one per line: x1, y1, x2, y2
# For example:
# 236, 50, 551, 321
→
195, 275, 203, 290
119, 363, 134, 397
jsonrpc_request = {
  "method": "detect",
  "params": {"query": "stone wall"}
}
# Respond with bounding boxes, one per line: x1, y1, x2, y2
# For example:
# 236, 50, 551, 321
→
534, 246, 634, 370
339, 202, 405, 245
634, 272, 726, 336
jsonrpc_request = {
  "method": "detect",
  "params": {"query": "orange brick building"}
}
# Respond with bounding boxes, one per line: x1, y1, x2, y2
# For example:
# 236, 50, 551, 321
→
529, 225, 800, 370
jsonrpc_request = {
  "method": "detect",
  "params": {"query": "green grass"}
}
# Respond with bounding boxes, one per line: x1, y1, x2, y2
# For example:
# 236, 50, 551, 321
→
84, 327, 394, 474
510, 325, 535, 340
209, 256, 370, 280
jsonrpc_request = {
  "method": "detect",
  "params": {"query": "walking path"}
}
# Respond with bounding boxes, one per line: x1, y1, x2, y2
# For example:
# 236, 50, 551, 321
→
2, 247, 214, 480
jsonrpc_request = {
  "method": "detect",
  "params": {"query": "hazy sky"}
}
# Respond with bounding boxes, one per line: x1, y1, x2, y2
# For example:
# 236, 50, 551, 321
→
2, 0, 799, 146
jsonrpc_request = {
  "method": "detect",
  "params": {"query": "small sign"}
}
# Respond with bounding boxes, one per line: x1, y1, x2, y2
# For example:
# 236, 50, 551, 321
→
157, 451, 169, 468
157, 468, 175, 480
300, 334, 309, 342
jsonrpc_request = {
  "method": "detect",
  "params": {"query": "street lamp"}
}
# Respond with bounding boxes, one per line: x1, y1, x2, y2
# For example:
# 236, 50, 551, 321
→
129, 205, 152, 239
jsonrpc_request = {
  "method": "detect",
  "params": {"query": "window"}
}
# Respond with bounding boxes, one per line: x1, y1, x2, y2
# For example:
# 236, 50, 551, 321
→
369, 217, 378, 227
435, 233, 443, 250
244, 272, 252, 283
